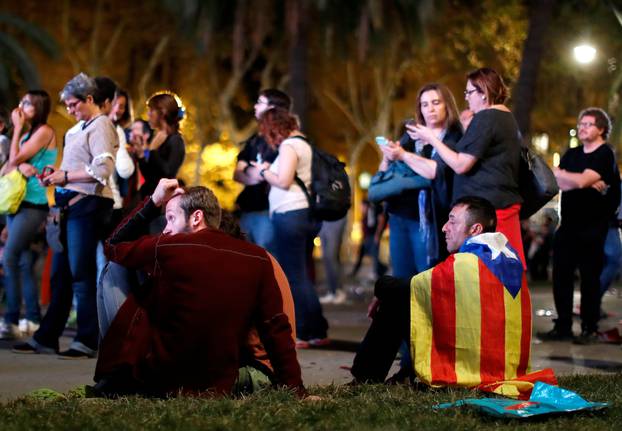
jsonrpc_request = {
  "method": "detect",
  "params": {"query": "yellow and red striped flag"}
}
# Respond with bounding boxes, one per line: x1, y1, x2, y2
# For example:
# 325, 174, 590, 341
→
410, 233, 533, 391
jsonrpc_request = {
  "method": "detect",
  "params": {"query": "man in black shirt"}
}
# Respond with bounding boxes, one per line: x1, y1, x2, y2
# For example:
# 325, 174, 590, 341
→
540, 107, 620, 344
233, 89, 291, 252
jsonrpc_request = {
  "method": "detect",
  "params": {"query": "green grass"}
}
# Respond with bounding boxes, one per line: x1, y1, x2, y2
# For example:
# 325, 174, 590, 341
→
1, 374, 620, 430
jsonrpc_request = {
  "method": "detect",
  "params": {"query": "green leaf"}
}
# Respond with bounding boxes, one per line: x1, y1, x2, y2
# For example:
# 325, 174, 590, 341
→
0, 33, 40, 87
0, 13, 60, 58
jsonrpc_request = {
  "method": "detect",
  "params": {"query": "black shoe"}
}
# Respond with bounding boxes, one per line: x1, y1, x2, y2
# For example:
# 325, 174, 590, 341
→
573, 331, 600, 345
12, 342, 38, 354
12, 341, 57, 354
537, 328, 574, 342
58, 348, 96, 359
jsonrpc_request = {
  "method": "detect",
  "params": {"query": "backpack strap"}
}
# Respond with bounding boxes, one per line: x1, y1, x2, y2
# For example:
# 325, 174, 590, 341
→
291, 135, 314, 209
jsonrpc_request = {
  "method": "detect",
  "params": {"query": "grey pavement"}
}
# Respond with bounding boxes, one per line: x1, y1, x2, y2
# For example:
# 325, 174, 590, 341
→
1, 276, 621, 402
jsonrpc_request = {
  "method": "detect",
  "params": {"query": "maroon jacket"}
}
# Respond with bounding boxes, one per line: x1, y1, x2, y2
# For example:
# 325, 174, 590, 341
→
95, 198, 303, 396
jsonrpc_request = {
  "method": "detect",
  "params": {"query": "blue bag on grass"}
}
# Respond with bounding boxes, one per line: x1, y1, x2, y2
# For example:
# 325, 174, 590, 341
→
435, 382, 608, 419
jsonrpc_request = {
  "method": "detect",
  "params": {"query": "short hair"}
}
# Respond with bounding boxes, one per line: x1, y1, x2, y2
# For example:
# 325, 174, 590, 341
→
133, 119, 153, 141
147, 93, 181, 132
178, 186, 221, 229
453, 196, 497, 233
579, 107, 612, 140
60, 73, 97, 102
257, 107, 299, 149
259, 88, 292, 111
466, 68, 509, 105
93, 77, 118, 107
415, 83, 463, 133
25, 90, 51, 130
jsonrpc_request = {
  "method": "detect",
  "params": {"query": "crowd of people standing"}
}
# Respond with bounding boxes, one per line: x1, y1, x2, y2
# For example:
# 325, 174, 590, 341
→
0, 73, 187, 352
0, 64, 620, 397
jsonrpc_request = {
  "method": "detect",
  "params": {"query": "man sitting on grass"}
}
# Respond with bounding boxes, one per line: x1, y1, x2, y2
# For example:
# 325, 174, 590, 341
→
351, 196, 532, 391
94, 178, 304, 397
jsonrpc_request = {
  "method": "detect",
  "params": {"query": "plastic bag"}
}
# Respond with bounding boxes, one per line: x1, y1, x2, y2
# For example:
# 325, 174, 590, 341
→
436, 381, 608, 419
0, 169, 27, 214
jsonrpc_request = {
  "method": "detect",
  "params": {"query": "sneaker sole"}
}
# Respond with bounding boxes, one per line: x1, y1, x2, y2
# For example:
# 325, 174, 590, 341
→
58, 355, 95, 360
12, 348, 37, 354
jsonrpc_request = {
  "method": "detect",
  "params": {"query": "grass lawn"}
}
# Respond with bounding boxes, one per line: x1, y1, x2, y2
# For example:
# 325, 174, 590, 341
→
1, 373, 620, 430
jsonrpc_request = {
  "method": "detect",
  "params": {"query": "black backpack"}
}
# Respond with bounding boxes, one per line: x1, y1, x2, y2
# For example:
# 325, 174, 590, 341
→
294, 137, 351, 221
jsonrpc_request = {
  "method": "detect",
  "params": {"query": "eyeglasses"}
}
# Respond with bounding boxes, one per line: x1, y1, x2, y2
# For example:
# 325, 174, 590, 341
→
577, 122, 596, 129
19, 99, 33, 108
464, 89, 479, 96
65, 99, 83, 111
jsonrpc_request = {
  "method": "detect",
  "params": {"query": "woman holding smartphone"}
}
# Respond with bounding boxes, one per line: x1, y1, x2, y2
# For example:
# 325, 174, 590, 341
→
0, 90, 57, 339
411, 68, 526, 266
379, 83, 463, 278
13, 73, 116, 358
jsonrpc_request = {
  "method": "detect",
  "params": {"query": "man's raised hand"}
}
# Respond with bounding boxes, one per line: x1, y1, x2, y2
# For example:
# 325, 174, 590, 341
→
152, 178, 184, 207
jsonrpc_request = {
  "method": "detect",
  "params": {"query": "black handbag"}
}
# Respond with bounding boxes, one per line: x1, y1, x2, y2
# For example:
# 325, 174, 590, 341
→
518, 146, 559, 219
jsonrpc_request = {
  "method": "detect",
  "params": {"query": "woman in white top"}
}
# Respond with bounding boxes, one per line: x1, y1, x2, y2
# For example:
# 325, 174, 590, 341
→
252, 108, 328, 348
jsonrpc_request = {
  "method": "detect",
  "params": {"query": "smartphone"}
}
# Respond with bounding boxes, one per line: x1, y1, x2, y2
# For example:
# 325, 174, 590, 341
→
403, 118, 416, 127
37, 166, 54, 180
375, 136, 388, 146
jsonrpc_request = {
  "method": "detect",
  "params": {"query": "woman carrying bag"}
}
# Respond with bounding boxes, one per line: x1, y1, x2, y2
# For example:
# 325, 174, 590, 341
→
0, 90, 57, 339
13, 73, 116, 358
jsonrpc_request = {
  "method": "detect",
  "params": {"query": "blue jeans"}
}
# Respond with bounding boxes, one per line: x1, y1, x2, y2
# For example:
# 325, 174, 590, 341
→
240, 210, 274, 253
96, 261, 136, 337
319, 217, 347, 294
3, 206, 48, 324
272, 208, 327, 340
389, 214, 433, 279
600, 226, 622, 296
34, 196, 112, 354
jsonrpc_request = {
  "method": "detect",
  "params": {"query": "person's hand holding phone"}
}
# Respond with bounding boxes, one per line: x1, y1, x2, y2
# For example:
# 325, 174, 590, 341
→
379, 139, 404, 162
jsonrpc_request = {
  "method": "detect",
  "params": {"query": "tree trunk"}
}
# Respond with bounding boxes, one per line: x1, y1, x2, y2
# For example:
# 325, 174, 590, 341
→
287, 0, 309, 129
513, 0, 556, 145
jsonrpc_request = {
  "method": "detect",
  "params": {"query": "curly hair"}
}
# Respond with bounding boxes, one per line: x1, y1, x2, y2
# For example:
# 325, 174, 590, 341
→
257, 107, 299, 149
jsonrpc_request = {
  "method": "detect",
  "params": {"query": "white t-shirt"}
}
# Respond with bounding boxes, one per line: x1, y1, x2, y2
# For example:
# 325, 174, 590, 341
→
268, 136, 312, 215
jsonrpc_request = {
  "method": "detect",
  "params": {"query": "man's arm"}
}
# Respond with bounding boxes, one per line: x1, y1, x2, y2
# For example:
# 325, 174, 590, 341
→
233, 160, 264, 185
554, 167, 601, 191
105, 178, 184, 271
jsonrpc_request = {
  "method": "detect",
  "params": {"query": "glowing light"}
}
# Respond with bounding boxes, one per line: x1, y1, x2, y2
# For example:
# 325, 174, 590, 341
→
574, 44, 596, 64
532, 133, 549, 153
553, 152, 560, 168
314, 237, 322, 247
358, 172, 372, 189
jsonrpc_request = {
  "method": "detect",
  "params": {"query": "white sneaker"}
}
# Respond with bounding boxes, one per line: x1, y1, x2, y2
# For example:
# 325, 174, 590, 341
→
0, 322, 21, 340
319, 293, 336, 304
18, 319, 40, 337
332, 290, 347, 305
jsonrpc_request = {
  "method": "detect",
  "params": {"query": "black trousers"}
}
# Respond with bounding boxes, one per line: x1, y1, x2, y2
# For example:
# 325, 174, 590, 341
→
351, 276, 410, 382
552, 223, 607, 333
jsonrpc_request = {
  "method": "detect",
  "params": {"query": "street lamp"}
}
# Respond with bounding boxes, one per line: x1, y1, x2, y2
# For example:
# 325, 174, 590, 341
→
573, 44, 597, 64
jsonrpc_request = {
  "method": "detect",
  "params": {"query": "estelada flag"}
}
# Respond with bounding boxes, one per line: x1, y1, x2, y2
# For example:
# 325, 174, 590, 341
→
410, 232, 532, 391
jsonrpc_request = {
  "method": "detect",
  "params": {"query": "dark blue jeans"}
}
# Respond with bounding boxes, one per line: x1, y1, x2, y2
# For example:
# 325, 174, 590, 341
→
388, 213, 432, 279
272, 208, 327, 341
34, 195, 112, 353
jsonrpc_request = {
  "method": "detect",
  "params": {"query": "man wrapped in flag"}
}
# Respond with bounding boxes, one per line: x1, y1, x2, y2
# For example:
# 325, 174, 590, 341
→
352, 196, 542, 395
